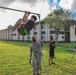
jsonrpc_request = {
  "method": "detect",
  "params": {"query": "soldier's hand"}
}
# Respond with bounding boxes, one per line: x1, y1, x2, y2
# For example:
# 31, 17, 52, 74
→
42, 53, 43, 56
27, 11, 30, 15
25, 11, 30, 16
25, 11, 30, 15
29, 59, 31, 64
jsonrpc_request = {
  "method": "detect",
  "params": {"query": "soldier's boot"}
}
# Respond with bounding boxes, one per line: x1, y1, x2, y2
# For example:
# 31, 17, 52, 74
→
37, 72, 40, 75
37, 69, 40, 75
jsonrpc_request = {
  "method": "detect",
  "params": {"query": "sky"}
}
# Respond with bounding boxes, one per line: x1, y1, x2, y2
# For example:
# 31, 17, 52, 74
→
0, 0, 76, 30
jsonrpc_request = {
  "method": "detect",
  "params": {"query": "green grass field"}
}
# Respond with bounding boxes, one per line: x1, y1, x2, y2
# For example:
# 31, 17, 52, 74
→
0, 41, 76, 75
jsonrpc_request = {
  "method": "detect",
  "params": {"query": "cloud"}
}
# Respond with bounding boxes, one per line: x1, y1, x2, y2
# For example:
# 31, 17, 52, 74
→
59, 0, 73, 10
59, 0, 76, 11
0, 0, 76, 11
71, 0, 76, 11
48, 0, 76, 11
0, 0, 15, 6
0, 0, 46, 6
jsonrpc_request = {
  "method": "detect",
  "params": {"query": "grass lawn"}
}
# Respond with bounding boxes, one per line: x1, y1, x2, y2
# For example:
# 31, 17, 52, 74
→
0, 41, 76, 75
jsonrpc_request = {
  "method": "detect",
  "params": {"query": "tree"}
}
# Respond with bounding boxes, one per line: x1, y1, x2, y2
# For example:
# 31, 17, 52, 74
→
44, 9, 73, 45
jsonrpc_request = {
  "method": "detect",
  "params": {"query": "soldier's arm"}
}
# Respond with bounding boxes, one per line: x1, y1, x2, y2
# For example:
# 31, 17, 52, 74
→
23, 12, 30, 22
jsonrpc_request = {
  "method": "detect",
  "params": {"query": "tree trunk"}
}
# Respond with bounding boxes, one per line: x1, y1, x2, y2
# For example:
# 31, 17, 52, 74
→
55, 30, 59, 45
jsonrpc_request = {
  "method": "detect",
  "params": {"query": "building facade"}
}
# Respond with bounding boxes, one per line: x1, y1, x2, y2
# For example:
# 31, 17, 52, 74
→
0, 24, 76, 42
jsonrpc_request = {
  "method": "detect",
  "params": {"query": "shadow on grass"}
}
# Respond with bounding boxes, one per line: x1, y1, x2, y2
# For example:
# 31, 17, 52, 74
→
52, 63, 76, 75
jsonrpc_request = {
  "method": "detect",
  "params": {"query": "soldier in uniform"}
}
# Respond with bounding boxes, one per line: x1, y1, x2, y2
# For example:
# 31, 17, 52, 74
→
29, 37, 42, 75
49, 37, 55, 65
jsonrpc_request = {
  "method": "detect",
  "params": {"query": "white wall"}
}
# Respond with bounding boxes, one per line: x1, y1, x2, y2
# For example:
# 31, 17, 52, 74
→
70, 26, 76, 42
0, 25, 73, 42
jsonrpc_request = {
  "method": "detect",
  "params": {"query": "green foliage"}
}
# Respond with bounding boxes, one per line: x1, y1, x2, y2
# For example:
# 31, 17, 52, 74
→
43, 9, 73, 44
0, 41, 76, 75
44, 9, 72, 30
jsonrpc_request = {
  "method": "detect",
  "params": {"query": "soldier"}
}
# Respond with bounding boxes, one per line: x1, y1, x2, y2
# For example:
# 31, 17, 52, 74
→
49, 37, 55, 65
11, 12, 37, 35
12, 12, 37, 30
29, 37, 42, 75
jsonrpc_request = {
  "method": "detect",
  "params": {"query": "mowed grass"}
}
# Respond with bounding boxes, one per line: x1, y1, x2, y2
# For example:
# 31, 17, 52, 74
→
0, 41, 76, 75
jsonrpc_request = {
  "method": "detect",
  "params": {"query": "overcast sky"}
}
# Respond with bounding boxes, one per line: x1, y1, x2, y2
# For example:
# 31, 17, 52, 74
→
0, 0, 76, 30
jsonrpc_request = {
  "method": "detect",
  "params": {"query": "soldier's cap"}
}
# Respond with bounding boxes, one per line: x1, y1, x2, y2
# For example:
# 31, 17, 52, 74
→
31, 15, 37, 21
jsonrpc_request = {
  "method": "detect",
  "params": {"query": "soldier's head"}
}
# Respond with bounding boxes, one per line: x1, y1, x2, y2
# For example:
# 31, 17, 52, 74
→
32, 37, 36, 43
51, 37, 53, 40
30, 15, 37, 22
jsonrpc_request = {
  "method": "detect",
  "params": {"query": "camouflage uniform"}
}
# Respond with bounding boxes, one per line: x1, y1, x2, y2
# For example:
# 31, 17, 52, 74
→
30, 40, 42, 75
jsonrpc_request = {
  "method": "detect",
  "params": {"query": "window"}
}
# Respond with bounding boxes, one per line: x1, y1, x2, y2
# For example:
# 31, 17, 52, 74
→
59, 31, 64, 34
41, 31, 45, 34
22, 36, 24, 40
41, 36, 43, 40
62, 36, 64, 38
28, 36, 30, 40
28, 32, 31, 35
11, 34, 16, 36
18, 37, 20, 40
41, 25, 43, 29
41, 36, 46, 40
50, 31, 55, 34
34, 32, 37, 35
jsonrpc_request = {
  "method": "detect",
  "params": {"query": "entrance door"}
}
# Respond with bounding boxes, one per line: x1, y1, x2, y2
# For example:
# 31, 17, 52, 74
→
65, 32, 70, 42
